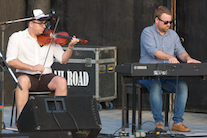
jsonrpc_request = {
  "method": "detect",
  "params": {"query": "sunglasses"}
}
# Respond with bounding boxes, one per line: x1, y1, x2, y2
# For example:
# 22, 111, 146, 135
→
158, 18, 174, 25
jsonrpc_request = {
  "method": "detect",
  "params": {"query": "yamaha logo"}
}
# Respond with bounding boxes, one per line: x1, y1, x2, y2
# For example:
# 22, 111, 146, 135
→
54, 70, 89, 86
134, 66, 147, 70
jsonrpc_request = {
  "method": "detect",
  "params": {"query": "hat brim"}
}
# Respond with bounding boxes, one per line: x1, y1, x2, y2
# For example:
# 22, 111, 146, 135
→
37, 16, 50, 21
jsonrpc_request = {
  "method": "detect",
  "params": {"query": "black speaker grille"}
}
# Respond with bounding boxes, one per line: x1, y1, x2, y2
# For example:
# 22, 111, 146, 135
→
17, 95, 102, 138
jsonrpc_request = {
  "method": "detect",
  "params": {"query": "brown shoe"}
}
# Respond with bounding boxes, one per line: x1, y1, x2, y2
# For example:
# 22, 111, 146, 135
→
155, 122, 164, 131
13, 125, 18, 132
172, 123, 190, 132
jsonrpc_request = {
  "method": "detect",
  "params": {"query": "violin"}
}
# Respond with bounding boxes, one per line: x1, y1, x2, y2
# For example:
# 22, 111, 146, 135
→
37, 30, 88, 46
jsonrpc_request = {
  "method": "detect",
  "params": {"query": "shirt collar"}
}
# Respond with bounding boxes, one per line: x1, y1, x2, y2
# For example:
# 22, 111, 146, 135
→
24, 28, 36, 40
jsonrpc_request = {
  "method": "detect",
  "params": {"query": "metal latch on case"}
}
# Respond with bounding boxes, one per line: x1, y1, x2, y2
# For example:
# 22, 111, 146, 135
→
85, 58, 92, 67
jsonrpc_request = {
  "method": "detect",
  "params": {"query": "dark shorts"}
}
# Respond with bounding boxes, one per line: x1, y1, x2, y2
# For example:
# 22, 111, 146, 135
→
15, 72, 56, 91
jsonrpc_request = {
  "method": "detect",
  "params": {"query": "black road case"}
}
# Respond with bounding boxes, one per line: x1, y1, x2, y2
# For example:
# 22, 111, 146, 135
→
52, 45, 117, 110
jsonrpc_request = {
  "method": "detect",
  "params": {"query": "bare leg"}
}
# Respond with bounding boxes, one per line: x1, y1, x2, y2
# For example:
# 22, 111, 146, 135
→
15, 75, 31, 115
47, 76, 67, 96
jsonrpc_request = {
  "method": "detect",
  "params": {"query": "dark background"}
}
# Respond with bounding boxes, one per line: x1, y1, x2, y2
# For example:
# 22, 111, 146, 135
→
1, 0, 207, 113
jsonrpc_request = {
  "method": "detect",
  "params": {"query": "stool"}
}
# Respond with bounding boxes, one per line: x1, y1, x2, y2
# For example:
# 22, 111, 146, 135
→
123, 83, 172, 130
10, 89, 54, 126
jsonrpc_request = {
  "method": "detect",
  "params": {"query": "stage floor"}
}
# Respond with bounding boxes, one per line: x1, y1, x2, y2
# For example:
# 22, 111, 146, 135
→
1, 106, 207, 137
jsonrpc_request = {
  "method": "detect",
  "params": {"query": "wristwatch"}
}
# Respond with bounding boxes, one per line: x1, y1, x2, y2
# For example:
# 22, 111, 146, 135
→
68, 47, 74, 50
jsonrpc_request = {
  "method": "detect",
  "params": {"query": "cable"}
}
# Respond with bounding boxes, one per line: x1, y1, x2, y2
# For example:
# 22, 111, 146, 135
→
51, 110, 63, 131
166, 111, 176, 135
50, 109, 80, 133
162, 75, 178, 136
168, 76, 181, 135
141, 120, 155, 126
151, 76, 182, 136
112, 123, 137, 137
112, 126, 123, 136
65, 110, 80, 132
161, 75, 188, 137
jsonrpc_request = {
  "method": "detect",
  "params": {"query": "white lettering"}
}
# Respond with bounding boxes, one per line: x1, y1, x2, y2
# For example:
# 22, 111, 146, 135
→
78, 72, 83, 86
54, 70, 57, 75
55, 70, 90, 87
83, 71, 89, 86
67, 71, 73, 85
53, 70, 64, 77
73, 71, 78, 86
134, 66, 147, 70
153, 70, 168, 75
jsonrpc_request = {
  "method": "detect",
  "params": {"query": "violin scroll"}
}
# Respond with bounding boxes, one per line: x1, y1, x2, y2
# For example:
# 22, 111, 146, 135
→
79, 38, 88, 45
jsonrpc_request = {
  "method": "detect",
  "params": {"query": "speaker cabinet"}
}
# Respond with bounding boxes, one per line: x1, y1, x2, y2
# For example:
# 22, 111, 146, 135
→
0, 131, 73, 138
17, 95, 102, 138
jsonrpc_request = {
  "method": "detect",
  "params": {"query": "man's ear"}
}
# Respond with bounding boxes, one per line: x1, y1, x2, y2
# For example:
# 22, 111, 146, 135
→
155, 17, 159, 23
28, 21, 32, 27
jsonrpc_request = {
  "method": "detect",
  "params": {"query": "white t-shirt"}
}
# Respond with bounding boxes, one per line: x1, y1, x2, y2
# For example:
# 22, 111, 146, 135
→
6, 28, 64, 74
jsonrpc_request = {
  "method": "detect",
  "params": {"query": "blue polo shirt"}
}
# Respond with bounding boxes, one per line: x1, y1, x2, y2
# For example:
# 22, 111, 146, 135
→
139, 24, 186, 63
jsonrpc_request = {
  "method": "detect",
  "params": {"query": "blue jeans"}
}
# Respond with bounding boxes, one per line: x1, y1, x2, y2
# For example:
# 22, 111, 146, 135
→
139, 79, 188, 124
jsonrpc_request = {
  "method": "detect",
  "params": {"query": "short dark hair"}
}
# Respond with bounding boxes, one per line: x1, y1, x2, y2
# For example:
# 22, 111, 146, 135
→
154, 6, 172, 19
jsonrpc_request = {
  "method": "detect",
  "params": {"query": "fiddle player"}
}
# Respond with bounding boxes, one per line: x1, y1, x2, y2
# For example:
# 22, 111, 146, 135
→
6, 9, 79, 120
138, 6, 201, 132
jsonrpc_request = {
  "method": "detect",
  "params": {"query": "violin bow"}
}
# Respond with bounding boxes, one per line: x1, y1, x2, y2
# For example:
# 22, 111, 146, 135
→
38, 17, 60, 81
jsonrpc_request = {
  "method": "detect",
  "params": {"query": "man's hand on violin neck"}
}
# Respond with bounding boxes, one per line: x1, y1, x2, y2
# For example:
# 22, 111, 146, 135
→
31, 64, 45, 73
68, 35, 79, 48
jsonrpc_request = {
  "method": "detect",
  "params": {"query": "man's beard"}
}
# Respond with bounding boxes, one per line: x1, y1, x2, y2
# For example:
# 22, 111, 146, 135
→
163, 26, 170, 32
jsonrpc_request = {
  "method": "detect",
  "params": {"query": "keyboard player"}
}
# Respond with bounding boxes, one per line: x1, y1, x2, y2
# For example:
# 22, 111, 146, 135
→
138, 5, 201, 132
